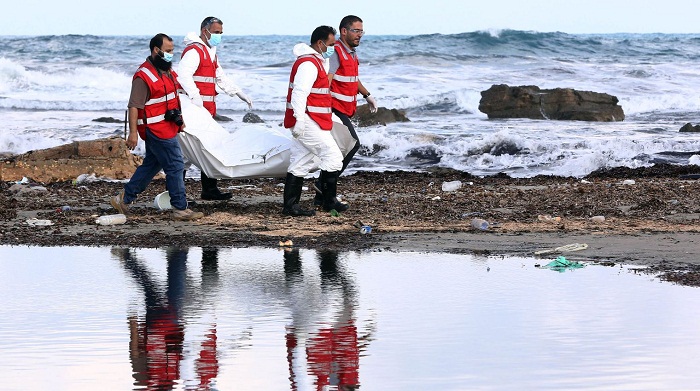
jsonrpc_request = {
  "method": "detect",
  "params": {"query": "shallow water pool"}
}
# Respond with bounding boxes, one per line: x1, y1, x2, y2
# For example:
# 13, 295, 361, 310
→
0, 246, 698, 390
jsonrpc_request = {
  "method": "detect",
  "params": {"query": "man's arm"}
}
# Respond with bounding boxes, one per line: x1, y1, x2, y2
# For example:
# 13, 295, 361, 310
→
290, 62, 316, 121
177, 49, 204, 106
126, 78, 149, 150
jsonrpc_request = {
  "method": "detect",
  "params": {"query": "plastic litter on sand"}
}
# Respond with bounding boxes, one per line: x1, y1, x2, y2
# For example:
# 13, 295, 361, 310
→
534, 243, 588, 255
26, 218, 53, 226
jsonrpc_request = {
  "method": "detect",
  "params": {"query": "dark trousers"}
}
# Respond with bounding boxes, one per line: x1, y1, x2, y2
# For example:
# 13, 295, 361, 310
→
333, 109, 360, 174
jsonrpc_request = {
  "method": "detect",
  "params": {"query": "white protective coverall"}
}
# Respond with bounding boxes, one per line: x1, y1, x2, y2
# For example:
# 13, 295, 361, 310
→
178, 32, 252, 109
287, 43, 343, 177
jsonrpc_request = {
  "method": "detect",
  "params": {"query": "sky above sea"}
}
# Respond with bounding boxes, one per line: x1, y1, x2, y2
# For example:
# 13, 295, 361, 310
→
2, 0, 699, 36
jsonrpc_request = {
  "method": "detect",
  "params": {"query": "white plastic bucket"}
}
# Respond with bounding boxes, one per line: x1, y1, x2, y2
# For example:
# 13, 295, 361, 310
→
153, 191, 172, 210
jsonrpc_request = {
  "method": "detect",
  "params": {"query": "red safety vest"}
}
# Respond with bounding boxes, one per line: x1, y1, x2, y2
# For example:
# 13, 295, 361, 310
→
181, 43, 218, 116
133, 60, 182, 140
284, 54, 333, 131
330, 43, 360, 117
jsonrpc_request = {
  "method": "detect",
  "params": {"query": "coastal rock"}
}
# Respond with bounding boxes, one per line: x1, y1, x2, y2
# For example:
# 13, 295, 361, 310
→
213, 113, 233, 122
0, 137, 143, 183
92, 117, 124, 124
679, 123, 700, 132
354, 104, 410, 127
243, 112, 265, 124
478, 84, 625, 122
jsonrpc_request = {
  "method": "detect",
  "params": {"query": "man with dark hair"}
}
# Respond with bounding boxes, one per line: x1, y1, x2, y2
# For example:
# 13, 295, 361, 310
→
282, 26, 349, 217
178, 16, 253, 201
313, 15, 376, 205
111, 34, 204, 221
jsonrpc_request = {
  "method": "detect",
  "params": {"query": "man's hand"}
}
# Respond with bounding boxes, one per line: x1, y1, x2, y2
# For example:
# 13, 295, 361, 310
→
236, 92, 253, 110
191, 95, 204, 108
366, 96, 378, 113
126, 131, 139, 150
291, 118, 305, 138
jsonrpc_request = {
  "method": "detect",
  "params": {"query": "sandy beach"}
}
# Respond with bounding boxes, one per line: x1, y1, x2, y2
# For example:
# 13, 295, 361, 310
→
2, 164, 699, 284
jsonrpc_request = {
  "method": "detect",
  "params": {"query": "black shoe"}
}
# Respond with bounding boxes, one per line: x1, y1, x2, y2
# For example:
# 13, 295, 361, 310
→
282, 173, 316, 217
320, 170, 349, 212
201, 172, 232, 200
313, 180, 323, 206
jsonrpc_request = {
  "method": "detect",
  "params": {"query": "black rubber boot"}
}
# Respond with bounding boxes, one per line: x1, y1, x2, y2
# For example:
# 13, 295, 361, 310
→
320, 170, 349, 212
313, 179, 323, 206
282, 173, 315, 217
201, 171, 232, 200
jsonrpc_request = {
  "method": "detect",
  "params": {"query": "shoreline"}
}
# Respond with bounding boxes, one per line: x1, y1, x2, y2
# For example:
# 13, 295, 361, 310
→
2, 166, 699, 284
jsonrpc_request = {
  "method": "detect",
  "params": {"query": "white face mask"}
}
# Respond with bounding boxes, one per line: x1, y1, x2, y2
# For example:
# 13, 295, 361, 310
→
207, 29, 222, 46
321, 42, 335, 59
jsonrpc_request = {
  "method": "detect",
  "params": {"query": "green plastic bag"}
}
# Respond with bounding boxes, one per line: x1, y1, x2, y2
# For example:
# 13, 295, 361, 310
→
542, 256, 586, 272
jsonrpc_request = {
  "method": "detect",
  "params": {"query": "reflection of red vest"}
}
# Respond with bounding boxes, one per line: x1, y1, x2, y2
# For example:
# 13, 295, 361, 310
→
330, 43, 359, 116
306, 324, 360, 390
133, 60, 181, 140
284, 54, 333, 131
182, 43, 218, 116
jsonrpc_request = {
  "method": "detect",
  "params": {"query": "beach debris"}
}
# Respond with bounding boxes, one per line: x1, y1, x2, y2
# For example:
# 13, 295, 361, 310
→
622, 179, 636, 185
56, 205, 71, 212
538, 256, 586, 272
226, 184, 259, 190
153, 191, 172, 210
26, 218, 53, 227
441, 180, 463, 192
360, 225, 372, 234
590, 215, 606, 223
279, 239, 294, 247
581, 179, 592, 184
95, 214, 127, 225
537, 214, 562, 223
74, 173, 99, 185
471, 218, 489, 231
330, 209, 341, 217
431, 196, 441, 201
534, 243, 588, 256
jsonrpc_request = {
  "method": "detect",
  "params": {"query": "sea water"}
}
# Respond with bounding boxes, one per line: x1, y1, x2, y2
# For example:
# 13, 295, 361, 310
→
1, 31, 700, 177
1, 246, 700, 390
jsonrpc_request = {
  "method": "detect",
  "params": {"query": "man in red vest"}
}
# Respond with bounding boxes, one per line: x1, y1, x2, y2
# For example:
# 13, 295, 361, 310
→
314, 15, 377, 206
178, 16, 253, 201
282, 26, 349, 217
111, 33, 204, 221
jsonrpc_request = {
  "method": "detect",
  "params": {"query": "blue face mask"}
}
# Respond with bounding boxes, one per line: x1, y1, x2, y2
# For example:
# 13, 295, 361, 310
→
207, 30, 222, 47
159, 49, 174, 63
321, 42, 335, 59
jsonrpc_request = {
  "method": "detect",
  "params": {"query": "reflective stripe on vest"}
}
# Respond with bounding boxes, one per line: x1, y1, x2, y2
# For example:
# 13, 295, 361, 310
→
137, 114, 165, 126
286, 102, 332, 114
145, 92, 177, 106
137, 67, 158, 83
288, 82, 329, 94
202, 95, 215, 102
193, 76, 215, 83
330, 91, 355, 102
333, 74, 358, 83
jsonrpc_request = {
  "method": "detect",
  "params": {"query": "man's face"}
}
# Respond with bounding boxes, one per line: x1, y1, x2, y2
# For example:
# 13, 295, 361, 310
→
153, 39, 174, 58
205, 22, 223, 39
342, 21, 364, 48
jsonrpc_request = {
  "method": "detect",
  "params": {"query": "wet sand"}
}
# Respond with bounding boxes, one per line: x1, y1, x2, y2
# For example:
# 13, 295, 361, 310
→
2, 165, 699, 284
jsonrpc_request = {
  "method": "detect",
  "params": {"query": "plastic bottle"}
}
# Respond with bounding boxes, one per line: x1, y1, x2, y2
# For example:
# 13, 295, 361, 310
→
441, 180, 463, 192
471, 218, 489, 230
360, 225, 372, 234
590, 215, 605, 223
95, 214, 127, 225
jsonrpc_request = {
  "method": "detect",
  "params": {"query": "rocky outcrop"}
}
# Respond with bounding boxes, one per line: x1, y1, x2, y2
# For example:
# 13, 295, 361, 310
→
479, 84, 625, 122
679, 123, 700, 133
354, 104, 410, 127
0, 137, 143, 183
243, 112, 265, 124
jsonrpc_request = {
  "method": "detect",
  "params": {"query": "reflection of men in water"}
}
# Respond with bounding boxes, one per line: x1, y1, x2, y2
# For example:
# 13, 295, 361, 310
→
283, 249, 364, 390
115, 247, 220, 390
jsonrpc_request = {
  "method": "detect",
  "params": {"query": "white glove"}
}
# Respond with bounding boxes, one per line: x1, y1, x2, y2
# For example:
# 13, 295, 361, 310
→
291, 117, 306, 138
366, 95, 378, 113
236, 92, 253, 110
190, 95, 204, 108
